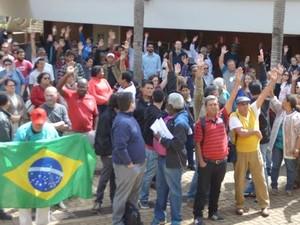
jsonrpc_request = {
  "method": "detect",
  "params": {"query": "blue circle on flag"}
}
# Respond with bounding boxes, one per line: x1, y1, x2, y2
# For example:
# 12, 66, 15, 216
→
28, 157, 63, 192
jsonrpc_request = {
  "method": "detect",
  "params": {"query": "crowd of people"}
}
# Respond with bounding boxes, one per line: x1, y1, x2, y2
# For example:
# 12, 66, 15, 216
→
1, 25, 300, 225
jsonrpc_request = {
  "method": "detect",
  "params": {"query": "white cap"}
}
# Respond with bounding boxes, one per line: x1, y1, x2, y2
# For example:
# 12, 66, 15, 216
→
106, 53, 115, 58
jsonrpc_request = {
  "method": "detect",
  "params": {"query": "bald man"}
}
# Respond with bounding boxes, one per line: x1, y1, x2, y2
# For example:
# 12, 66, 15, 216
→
41, 86, 71, 136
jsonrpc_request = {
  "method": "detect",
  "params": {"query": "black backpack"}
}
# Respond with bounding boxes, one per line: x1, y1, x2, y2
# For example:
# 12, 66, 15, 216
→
123, 202, 143, 225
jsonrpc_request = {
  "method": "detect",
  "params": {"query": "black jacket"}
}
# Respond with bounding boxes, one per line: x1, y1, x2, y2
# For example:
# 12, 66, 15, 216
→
94, 107, 116, 156
143, 104, 164, 146
134, 98, 151, 132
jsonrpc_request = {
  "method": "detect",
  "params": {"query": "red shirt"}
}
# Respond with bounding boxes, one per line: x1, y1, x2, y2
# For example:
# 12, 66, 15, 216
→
88, 77, 112, 105
30, 85, 46, 107
194, 108, 229, 160
14, 59, 33, 78
63, 88, 98, 132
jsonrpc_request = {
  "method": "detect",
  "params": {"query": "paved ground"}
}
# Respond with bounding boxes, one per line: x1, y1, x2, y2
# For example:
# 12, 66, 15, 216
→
2, 164, 300, 225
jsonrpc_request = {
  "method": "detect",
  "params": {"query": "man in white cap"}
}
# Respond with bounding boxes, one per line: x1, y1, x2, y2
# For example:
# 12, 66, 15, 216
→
151, 92, 191, 225
103, 52, 122, 89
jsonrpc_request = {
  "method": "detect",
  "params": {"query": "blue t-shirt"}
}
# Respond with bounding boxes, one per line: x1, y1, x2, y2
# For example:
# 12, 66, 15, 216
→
14, 122, 59, 141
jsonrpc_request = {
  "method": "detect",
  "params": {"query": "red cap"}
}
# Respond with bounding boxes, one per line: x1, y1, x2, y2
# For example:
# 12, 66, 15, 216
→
30, 108, 47, 125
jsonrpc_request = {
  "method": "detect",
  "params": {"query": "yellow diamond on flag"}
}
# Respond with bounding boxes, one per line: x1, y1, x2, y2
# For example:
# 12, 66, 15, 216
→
4, 149, 82, 200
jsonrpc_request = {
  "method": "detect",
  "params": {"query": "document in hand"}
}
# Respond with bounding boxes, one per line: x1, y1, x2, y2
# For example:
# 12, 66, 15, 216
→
150, 118, 174, 139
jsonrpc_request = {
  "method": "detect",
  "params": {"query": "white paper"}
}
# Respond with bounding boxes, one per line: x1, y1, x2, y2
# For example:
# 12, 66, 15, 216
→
150, 118, 174, 139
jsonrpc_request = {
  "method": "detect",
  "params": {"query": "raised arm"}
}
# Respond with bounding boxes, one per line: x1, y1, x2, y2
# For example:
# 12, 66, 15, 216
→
218, 45, 228, 70
193, 56, 205, 121
56, 66, 74, 97
30, 32, 37, 60
143, 32, 149, 53
224, 67, 243, 114
256, 67, 278, 109
258, 49, 268, 88
189, 35, 199, 62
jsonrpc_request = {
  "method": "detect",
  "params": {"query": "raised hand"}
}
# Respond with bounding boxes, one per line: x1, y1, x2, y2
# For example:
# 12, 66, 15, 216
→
174, 63, 181, 74
122, 40, 130, 49
270, 68, 279, 83
66, 25, 71, 34
52, 25, 57, 35
78, 25, 83, 33
197, 53, 205, 66
157, 41, 162, 47
245, 56, 250, 64
98, 39, 104, 48
30, 32, 36, 40
60, 27, 66, 35
108, 30, 116, 40
283, 45, 289, 55
126, 30, 133, 39
277, 64, 285, 76
258, 49, 264, 63
192, 35, 198, 43
235, 67, 243, 82
292, 71, 299, 82
66, 66, 75, 75
47, 34, 53, 42
144, 32, 149, 38
221, 45, 228, 55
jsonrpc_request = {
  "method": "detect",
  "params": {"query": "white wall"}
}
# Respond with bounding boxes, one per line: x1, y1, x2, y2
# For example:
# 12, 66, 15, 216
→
0, 0, 299, 34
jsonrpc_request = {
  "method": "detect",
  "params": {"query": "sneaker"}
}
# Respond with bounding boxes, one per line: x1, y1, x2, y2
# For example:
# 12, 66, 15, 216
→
271, 188, 279, 195
138, 201, 150, 209
0, 211, 12, 220
194, 217, 205, 225
209, 213, 224, 221
286, 190, 292, 196
261, 208, 269, 217
236, 208, 244, 216
92, 201, 102, 213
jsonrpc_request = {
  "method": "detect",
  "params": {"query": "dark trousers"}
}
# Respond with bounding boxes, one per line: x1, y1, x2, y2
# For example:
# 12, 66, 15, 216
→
193, 160, 227, 218
185, 134, 194, 167
97, 105, 108, 114
96, 156, 116, 204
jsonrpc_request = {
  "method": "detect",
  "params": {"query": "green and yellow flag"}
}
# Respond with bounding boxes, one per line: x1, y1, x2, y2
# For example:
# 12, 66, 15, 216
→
0, 134, 96, 208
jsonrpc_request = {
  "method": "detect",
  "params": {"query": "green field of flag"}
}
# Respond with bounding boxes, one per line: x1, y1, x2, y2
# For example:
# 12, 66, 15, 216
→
0, 134, 96, 208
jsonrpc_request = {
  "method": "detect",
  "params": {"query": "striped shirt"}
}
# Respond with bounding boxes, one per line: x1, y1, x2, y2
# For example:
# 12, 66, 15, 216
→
194, 108, 229, 160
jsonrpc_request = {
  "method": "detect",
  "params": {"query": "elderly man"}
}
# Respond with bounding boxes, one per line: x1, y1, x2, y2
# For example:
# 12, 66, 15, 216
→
57, 66, 98, 145
15, 108, 59, 225
41, 86, 71, 136
151, 92, 190, 225
229, 69, 277, 217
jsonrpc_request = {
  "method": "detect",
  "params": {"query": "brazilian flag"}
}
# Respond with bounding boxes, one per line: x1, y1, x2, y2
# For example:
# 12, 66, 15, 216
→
0, 134, 96, 208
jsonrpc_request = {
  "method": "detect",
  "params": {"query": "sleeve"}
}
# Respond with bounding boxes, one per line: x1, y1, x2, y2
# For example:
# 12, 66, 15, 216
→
194, 121, 203, 143
156, 55, 161, 73
87, 81, 108, 105
48, 64, 55, 82
189, 43, 198, 61
29, 71, 35, 85
160, 123, 187, 153
221, 65, 228, 75
16, 70, 25, 85
30, 87, 44, 107
250, 101, 261, 119
229, 115, 243, 130
112, 123, 132, 165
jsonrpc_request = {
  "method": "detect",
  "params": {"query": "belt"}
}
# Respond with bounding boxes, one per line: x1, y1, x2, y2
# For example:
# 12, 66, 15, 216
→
204, 157, 227, 165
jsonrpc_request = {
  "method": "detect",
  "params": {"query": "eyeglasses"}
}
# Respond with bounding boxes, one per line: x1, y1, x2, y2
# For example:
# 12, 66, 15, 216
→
6, 84, 15, 87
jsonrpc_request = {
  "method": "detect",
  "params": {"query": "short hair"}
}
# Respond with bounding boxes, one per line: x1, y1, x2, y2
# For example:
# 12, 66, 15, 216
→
91, 65, 102, 77
65, 49, 76, 57
286, 94, 298, 110
249, 80, 262, 96
213, 77, 224, 89
108, 93, 119, 109
34, 57, 45, 69
37, 72, 50, 84
153, 89, 165, 103
4, 78, 16, 86
167, 92, 184, 110
44, 86, 58, 95
205, 95, 218, 106
204, 85, 218, 97
0, 93, 8, 107
141, 80, 154, 88
121, 72, 133, 83
17, 48, 25, 54
117, 92, 133, 112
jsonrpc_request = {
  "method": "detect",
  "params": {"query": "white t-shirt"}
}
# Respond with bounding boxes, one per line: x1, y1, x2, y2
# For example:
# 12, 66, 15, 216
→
117, 82, 136, 100
229, 101, 260, 131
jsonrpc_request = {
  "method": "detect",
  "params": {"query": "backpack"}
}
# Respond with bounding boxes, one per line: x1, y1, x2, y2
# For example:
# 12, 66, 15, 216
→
123, 202, 143, 225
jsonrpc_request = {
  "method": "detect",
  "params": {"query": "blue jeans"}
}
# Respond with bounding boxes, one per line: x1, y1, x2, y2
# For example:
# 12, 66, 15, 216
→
152, 157, 182, 225
245, 144, 269, 193
271, 147, 297, 191
186, 166, 198, 199
140, 148, 158, 203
